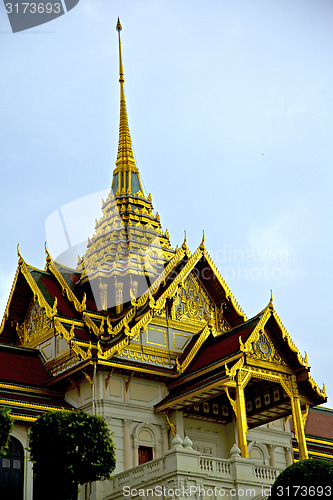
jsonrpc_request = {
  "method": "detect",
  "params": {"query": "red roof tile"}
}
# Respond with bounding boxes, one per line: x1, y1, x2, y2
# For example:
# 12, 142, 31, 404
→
0, 345, 50, 386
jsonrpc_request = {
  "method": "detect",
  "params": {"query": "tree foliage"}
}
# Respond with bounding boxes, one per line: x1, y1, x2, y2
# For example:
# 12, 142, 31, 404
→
270, 459, 333, 499
29, 410, 116, 500
0, 407, 14, 455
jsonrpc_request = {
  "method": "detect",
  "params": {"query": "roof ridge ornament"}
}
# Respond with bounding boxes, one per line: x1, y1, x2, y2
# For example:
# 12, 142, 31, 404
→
44, 241, 52, 264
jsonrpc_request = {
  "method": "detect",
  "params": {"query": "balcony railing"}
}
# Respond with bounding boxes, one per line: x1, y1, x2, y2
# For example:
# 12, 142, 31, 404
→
108, 449, 282, 499
199, 457, 232, 475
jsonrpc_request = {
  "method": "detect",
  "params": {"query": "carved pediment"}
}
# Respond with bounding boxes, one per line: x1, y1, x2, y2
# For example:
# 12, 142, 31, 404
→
172, 274, 212, 324
243, 329, 286, 367
22, 301, 53, 347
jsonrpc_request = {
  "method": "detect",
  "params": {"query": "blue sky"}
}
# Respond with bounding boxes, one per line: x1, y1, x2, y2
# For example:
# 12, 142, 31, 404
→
0, 0, 332, 406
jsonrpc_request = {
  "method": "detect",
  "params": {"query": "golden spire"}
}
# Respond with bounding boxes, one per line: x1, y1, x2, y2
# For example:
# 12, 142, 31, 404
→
78, 20, 175, 285
115, 18, 137, 171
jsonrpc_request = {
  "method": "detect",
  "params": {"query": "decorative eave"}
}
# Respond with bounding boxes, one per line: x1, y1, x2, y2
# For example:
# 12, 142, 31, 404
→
201, 245, 247, 321
0, 250, 95, 364
0, 258, 21, 337
175, 324, 210, 374
45, 246, 83, 314
237, 301, 325, 401
154, 298, 327, 414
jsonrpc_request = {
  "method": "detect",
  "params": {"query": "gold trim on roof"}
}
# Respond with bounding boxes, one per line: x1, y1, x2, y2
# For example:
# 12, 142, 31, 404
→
240, 304, 311, 373
202, 246, 247, 321
271, 307, 309, 368
7, 253, 93, 362
97, 358, 174, 377
45, 247, 82, 314
129, 244, 206, 338
0, 263, 21, 336
176, 325, 210, 374
308, 374, 326, 399
0, 382, 61, 396
12, 415, 37, 422
0, 398, 66, 413
19, 258, 53, 317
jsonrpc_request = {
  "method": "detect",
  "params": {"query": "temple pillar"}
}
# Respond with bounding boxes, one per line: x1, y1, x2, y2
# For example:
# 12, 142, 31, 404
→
161, 425, 169, 455
285, 446, 293, 466
268, 444, 276, 466
123, 419, 132, 469
235, 376, 249, 458
291, 395, 308, 459
169, 410, 184, 442
289, 377, 308, 460
133, 444, 139, 467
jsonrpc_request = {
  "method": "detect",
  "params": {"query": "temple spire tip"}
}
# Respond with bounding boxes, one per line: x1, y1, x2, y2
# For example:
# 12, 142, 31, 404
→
116, 17, 122, 31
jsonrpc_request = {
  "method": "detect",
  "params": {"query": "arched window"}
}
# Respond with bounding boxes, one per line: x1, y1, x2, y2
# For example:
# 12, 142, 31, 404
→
133, 423, 161, 466
248, 441, 270, 465
0, 436, 24, 500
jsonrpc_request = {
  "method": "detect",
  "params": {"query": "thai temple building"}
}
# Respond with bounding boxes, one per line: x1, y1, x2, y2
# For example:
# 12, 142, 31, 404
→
0, 19, 331, 500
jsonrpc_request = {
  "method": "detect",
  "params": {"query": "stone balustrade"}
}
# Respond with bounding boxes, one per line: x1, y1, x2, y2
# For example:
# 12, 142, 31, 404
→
107, 447, 283, 499
199, 457, 232, 475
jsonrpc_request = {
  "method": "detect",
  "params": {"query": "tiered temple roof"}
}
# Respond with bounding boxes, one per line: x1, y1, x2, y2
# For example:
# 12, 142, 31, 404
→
0, 21, 327, 446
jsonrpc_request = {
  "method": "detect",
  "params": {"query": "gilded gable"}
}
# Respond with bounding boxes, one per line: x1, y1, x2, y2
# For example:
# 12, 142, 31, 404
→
172, 273, 212, 325
21, 300, 54, 348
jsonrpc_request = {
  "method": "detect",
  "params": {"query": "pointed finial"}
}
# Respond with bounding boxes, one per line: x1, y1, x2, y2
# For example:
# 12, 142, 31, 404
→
17, 244, 21, 258
45, 241, 51, 263
116, 18, 124, 84
113, 17, 141, 185
182, 230, 187, 250
199, 230, 205, 250
270, 289, 273, 302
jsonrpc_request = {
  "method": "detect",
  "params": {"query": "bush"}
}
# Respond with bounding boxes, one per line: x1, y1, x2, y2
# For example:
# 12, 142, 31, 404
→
270, 459, 333, 499
29, 410, 116, 500
0, 407, 13, 455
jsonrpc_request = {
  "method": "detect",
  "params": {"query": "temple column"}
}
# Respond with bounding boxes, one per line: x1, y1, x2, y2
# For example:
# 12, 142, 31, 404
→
290, 377, 308, 460
285, 446, 293, 466
169, 410, 184, 447
123, 419, 132, 469
268, 444, 276, 466
133, 445, 139, 467
235, 375, 249, 458
161, 425, 169, 455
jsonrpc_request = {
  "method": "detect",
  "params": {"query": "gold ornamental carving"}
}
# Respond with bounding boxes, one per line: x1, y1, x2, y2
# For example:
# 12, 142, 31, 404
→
23, 301, 53, 346
173, 274, 211, 323
245, 329, 286, 366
